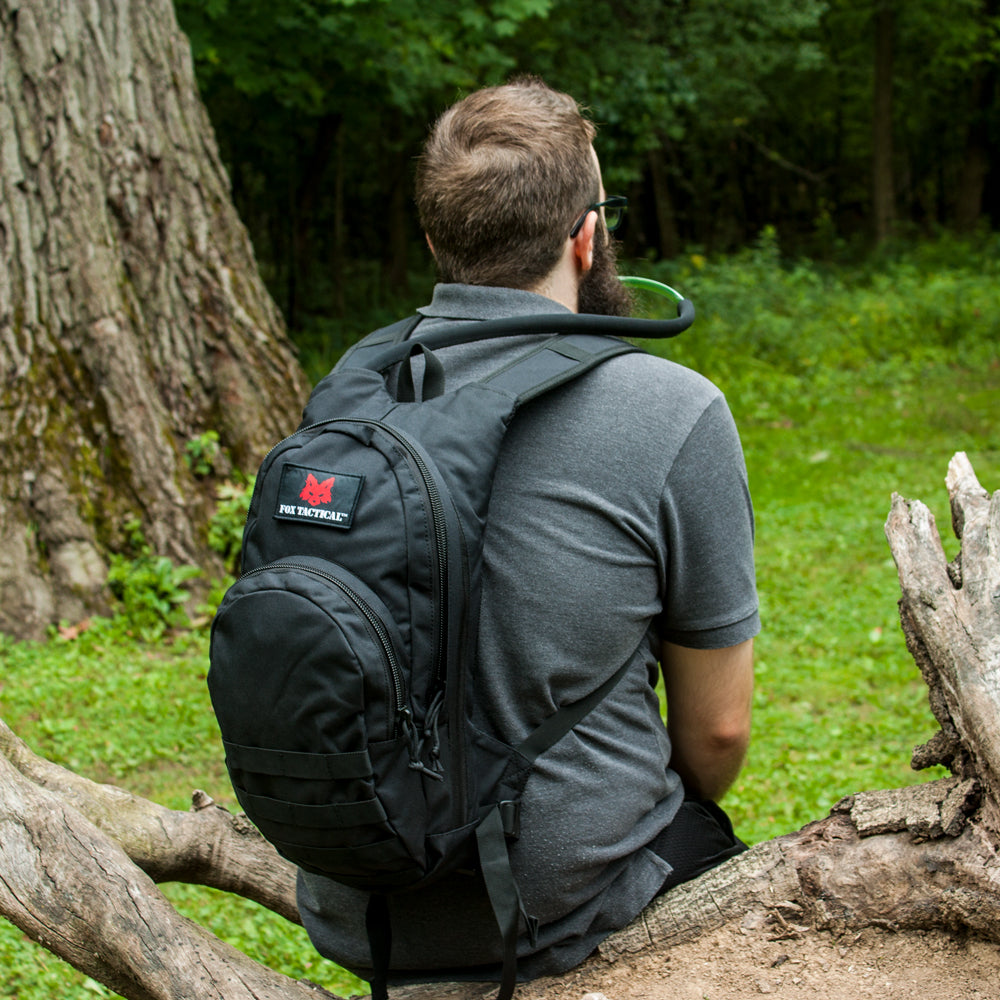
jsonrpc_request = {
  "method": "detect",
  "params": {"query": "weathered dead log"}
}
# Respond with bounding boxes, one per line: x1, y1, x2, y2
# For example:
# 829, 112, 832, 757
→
2, 452, 1000, 1000
600, 778, 990, 959
886, 452, 1000, 833
0, 717, 298, 922
0, 736, 331, 1000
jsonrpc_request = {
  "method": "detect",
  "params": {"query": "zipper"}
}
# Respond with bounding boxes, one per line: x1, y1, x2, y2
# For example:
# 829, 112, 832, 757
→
372, 418, 449, 687
247, 414, 457, 796
242, 561, 406, 736
360, 422, 455, 791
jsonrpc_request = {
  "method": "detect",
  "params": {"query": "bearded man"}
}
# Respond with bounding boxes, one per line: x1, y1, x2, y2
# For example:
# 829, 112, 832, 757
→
297, 76, 759, 989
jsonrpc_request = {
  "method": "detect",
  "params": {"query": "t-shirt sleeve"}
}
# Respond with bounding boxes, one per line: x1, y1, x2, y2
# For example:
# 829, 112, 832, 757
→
658, 393, 760, 649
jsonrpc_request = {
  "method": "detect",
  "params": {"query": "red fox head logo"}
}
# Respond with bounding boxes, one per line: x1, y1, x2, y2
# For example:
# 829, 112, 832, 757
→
300, 473, 335, 506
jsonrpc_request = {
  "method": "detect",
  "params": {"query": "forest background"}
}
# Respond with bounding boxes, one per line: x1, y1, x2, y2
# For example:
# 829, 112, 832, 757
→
2, 0, 1000, 996
172, 0, 999, 365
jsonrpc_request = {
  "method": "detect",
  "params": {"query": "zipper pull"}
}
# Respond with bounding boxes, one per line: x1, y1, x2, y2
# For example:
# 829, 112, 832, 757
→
399, 706, 417, 749
423, 689, 446, 772
400, 705, 445, 782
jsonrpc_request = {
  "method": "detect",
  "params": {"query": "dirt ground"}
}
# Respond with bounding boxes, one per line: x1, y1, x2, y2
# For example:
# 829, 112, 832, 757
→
523, 922, 1000, 1000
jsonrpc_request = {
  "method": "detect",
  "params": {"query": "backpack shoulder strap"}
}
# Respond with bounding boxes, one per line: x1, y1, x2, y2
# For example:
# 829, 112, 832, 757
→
478, 332, 641, 409
344, 314, 643, 410
475, 653, 634, 1000
336, 314, 424, 369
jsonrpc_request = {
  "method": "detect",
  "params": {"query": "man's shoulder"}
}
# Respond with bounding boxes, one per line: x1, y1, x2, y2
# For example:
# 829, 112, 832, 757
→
578, 347, 725, 419
602, 347, 719, 389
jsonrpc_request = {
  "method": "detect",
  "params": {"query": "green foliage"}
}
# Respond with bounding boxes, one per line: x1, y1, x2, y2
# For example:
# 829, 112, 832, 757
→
0, 624, 213, 791
639, 229, 1000, 398
184, 430, 222, 477
105, 554, 200, 641
175, 0, 999, 336
105, 519, 201, 642
207, 475, 255, 576
292, 260, 438, 382
178, 0, 554, 113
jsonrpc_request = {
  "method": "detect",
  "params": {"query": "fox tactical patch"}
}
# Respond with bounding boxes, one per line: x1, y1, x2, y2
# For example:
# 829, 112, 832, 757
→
275, 463, 363, 529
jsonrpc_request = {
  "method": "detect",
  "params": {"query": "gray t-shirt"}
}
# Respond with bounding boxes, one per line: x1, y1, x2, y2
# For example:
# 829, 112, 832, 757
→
297, 284, 759, 981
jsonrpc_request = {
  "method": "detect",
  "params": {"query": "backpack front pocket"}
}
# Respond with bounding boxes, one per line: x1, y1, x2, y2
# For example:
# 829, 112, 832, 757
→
208, 557, 425, 878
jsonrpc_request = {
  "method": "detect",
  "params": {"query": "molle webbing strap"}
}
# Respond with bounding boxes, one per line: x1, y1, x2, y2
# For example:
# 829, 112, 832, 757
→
232, 786, 387, 829
476, 805, 526, 1000
366, 894, 391, 1000
478, 334, 639, 408
222, 740, 373, 779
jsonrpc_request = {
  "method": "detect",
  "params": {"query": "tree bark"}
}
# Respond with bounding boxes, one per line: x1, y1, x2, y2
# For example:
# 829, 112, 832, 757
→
0, 0, 309, 638
0, 738, 331, 1000
887, 451, 1000, 833
3, 453, 1000, 999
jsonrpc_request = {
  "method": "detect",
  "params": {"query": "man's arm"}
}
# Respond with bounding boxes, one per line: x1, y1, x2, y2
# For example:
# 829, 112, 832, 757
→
661, 638, 754, 802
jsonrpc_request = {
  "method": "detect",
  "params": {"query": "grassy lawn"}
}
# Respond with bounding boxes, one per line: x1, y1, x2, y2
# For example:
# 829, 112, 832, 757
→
1, 237, 997, 997
727, 366, 993, 842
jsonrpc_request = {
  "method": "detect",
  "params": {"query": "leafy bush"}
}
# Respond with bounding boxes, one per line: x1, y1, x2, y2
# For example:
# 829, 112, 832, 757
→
208, 475, 255, 577
105, 519, 201, 642
640, 230, 999, 387
184, 430, 223, 477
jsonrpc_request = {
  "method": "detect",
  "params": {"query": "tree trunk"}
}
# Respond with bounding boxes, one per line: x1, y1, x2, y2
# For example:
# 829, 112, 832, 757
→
3, 453, 1000, 999
382, 123, 413, 296
954, 68, 995, 233
0, 0, 309, 639
291, 112, 342, 328
647, 146, 681, 259
872, 2, 896, 243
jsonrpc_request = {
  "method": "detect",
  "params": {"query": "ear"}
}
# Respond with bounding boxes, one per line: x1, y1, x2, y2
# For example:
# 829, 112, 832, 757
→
425, 233, 436, 258
571, 211, 596, 273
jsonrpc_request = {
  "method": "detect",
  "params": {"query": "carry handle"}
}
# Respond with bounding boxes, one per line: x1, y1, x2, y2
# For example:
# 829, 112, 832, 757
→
361, 297, 695, 373
397, 342, 446, 402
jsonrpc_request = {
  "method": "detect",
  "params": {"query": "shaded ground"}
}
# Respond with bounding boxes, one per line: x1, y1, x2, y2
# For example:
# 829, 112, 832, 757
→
523, 923, 1000, 1000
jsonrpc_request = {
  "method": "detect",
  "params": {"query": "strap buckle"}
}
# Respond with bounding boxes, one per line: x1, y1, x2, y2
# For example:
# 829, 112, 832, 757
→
499, 799, 521, 840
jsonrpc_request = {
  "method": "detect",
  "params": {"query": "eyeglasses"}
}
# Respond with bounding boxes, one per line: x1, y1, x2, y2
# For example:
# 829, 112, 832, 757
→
569, 196, 628, 238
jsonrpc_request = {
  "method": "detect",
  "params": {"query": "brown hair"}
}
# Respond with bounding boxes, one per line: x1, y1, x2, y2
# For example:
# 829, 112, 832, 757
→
415, 77, 599, 289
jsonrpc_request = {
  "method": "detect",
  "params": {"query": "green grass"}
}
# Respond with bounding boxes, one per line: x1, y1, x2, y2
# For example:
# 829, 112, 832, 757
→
725, 374, 974, 843
639, 230, 1000, 842
0, 623, 367, 999
1, 235, 998, 996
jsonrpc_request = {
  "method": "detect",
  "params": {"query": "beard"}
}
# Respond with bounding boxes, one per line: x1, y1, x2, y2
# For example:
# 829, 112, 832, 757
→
577, 226, 633, 317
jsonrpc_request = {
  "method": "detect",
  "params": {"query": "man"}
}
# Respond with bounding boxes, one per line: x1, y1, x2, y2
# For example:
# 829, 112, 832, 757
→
297, 76, 758, 985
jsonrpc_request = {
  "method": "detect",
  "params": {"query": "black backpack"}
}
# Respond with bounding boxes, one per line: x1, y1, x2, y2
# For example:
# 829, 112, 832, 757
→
208, 304, 692, 1000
